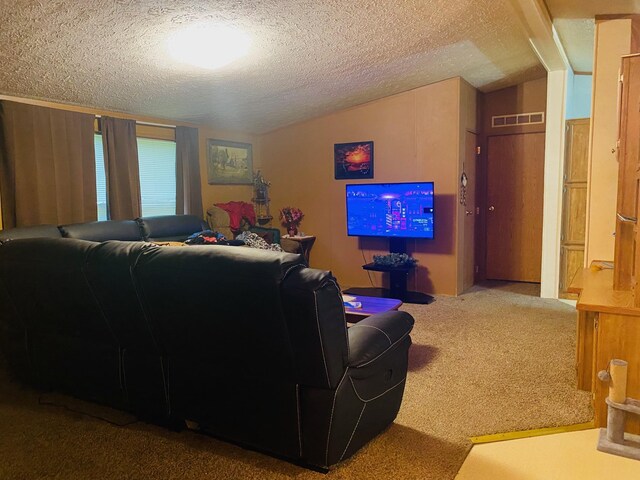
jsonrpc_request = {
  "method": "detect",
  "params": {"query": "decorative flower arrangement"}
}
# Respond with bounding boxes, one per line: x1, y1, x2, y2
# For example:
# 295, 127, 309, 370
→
373, 252, 417, 267
280, 206, 304, 236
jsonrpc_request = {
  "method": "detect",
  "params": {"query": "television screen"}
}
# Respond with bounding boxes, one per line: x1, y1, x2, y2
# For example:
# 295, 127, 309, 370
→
346, 182, 434, 239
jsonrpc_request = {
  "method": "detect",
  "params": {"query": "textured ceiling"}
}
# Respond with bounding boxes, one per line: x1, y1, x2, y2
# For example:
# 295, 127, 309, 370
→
545, 0, 640, 72
0, 0, 549, 133
0, 0, 640, 133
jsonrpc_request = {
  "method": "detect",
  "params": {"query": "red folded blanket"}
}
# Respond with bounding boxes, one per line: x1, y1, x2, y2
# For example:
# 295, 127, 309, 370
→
215, 201, 256, 231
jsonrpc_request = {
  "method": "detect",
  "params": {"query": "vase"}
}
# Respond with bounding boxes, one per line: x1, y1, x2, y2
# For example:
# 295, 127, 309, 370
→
287, 226, 298, 237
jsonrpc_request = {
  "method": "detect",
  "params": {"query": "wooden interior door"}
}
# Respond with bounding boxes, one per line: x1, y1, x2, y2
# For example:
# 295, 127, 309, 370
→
486, 133, 545, 282
462, 131, 477, 290
559, 119, 589, 298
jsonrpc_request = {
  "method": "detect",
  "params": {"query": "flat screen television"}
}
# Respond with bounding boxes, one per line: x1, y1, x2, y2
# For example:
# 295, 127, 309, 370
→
346, 182, 435, 239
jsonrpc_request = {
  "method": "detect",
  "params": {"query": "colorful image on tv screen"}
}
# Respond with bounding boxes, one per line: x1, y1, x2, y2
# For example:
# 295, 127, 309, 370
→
346, 183, 434, 239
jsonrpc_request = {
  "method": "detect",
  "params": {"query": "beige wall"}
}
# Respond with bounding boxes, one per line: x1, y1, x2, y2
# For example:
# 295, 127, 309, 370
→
585, 19, 632, 263
259, 77, 468, 295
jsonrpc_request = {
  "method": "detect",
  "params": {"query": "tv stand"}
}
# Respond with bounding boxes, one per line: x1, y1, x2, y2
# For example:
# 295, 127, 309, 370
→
344, 238, 434, 305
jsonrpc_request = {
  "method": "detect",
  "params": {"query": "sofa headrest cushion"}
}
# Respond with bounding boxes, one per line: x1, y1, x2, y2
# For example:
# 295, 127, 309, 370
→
59, 220, 143, 242
137, 215, 208, 241
0, 224, 63, 244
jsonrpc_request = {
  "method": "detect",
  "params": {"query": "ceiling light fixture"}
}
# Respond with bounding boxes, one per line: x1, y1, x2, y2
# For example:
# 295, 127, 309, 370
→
167, 24, 251, 70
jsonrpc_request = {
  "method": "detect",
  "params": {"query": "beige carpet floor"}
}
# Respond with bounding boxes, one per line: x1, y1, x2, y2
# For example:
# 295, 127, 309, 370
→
0, 282, 592, 479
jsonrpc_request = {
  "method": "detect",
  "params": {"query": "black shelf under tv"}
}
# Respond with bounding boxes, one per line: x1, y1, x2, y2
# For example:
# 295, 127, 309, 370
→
344, 261, 434, 305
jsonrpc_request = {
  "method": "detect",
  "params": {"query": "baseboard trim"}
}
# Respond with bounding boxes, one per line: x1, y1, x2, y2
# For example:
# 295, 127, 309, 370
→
470, 421, 595, 444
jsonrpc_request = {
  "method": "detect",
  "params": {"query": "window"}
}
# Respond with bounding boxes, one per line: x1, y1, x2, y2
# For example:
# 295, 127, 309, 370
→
137, 138, 176, 217
94, 134, 177, 220
95, 134, 107, 221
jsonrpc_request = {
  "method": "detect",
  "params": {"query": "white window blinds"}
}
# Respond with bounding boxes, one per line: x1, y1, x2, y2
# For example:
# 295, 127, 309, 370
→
95, 134, 107, 221
137, 137, 176, 217
94, 134, 177, 220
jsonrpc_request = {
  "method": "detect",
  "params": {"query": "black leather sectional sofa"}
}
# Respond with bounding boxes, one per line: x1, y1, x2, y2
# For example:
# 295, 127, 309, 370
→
0, 215, 415, 468
0, 214, 209, 244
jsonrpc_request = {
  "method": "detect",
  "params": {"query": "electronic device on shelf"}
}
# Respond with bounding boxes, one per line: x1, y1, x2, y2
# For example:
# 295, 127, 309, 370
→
346, 181, 434, 245
346, 182, 435, 253
344, 182, 435, 304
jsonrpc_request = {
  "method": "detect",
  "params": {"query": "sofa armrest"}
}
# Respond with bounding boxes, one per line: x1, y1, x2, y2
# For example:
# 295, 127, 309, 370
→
347, 310, 414, 368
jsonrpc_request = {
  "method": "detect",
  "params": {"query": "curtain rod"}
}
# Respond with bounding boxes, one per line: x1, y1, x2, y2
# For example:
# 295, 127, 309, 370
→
95, 114, 176, 129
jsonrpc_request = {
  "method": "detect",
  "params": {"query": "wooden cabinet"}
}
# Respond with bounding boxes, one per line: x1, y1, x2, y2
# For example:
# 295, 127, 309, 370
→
575, 309, 596, 391
559, 119, 589, 298
614, 54, 640, 296
593, 312, 640, 433
571, 54, 640, 434
571, 267, 640, 434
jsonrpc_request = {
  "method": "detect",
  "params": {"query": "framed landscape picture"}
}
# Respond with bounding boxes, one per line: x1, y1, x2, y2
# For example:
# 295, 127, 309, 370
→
334, 141, 374, 180
207, 139, 253, 184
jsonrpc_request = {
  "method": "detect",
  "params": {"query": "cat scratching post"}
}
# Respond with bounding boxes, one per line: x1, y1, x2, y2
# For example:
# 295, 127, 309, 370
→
597, 359, 640, 460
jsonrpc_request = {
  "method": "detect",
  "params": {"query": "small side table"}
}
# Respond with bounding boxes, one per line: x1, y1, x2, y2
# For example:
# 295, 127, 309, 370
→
281, 235, 316, 264
344, 295, 403, 323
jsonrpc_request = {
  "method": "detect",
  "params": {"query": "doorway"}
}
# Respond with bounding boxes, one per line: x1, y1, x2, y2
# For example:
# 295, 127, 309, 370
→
486, 133, 545, 282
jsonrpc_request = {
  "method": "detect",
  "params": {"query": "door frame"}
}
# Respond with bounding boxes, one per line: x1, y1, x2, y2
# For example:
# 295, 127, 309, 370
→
462, 130, 478, 291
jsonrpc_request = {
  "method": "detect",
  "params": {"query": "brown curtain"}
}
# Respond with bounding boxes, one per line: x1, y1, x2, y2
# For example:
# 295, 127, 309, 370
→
0, 101, 96, 228
101, 117, 141, 220
175, 126, 203, 217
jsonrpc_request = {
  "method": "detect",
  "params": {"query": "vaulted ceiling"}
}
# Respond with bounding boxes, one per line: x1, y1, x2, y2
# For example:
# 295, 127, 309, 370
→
0, 1, 638, 134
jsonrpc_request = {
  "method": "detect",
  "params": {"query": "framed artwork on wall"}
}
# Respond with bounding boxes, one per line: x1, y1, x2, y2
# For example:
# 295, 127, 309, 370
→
334, 141, 374, 180
207, 139, 253, 184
